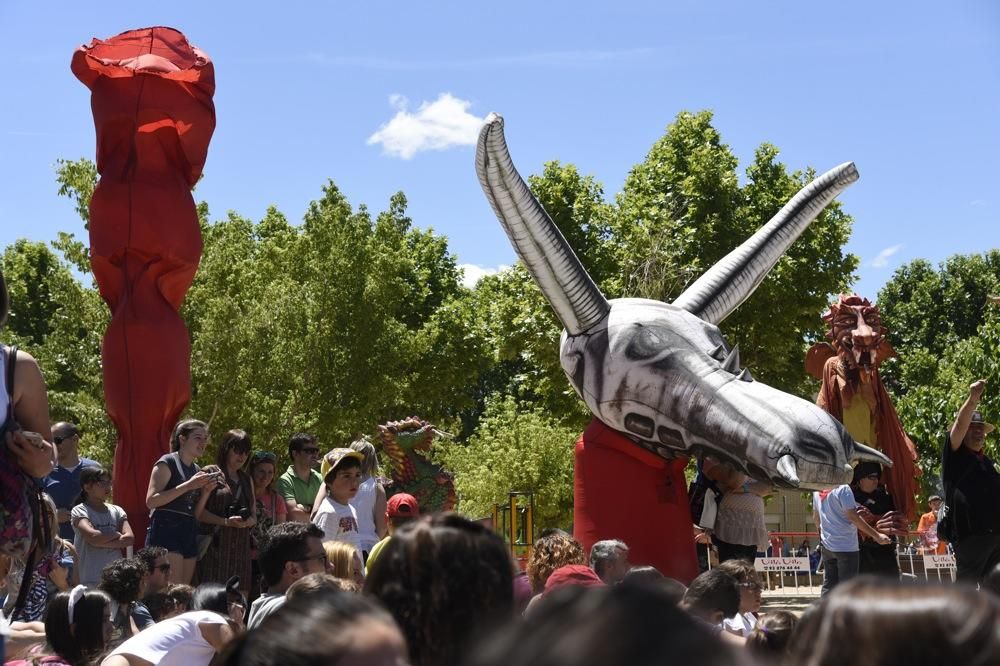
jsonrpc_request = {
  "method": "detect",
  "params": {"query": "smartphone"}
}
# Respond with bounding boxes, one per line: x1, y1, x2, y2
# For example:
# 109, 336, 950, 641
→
21, 431, 44, 447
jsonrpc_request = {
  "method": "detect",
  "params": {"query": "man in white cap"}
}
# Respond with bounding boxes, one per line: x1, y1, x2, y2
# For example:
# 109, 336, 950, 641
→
944, 379, 1000, 581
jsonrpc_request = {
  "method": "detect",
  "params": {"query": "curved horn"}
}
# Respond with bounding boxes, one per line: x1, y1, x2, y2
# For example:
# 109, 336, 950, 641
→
673, 162, 859, 325
852, 441, 893, 467
476, 114, 610, 335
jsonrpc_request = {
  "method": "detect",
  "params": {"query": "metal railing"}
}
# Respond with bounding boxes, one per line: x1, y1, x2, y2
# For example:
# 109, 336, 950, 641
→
707, 531, 956, 594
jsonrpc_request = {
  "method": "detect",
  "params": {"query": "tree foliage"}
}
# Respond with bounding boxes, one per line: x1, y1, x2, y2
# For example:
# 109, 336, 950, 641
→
877, 251, 1000, 493
182, 186, 485, 452
440, 396, 577, 529
0, 240, 113, 463
613, 112, 857, 394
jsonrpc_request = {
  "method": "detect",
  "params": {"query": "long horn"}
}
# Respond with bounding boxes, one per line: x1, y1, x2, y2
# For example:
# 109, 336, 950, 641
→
673, 162, 859, 325
476, 114, 610, 335
852, 441, 893, 467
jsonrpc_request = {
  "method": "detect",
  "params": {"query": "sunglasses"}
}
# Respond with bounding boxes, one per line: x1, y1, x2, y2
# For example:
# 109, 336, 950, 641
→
53, 434, 78, 445
252, 451, 277, 462
296, 552, 328, 566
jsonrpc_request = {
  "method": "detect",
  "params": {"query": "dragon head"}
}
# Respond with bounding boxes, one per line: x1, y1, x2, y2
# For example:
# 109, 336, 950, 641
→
823, 294, 886, 383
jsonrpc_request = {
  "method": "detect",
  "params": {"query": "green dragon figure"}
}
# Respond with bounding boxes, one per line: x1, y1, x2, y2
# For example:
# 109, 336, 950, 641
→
377, 417, 456, 513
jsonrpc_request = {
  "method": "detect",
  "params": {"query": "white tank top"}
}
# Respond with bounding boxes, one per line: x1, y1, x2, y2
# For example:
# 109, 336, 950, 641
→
350, 476, 380, 551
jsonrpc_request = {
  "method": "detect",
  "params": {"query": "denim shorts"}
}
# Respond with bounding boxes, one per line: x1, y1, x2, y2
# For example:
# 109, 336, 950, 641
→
147, 510, 198, 559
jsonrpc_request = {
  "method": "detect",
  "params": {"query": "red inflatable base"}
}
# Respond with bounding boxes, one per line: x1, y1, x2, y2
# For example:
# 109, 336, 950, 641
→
573, 419, 698, 584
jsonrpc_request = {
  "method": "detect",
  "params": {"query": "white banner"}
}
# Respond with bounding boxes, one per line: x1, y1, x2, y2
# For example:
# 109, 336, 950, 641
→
923, 554, 956, 569
754, 557, 810, 572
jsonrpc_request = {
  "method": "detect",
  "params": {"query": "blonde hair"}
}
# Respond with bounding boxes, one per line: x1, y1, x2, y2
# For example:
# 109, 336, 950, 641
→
350, 437, 381, 478
323, 541, 361, 581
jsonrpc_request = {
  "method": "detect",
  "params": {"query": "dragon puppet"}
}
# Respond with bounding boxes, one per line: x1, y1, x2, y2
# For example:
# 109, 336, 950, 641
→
805, 295, 919, 520
475, 114, 890, 581
377, 417, 456, 513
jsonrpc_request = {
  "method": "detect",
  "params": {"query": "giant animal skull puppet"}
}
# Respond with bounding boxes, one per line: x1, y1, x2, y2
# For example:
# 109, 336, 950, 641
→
476, 114, 891, 491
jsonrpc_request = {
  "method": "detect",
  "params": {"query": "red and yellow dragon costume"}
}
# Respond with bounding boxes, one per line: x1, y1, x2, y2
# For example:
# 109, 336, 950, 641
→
806, 294, 920, 520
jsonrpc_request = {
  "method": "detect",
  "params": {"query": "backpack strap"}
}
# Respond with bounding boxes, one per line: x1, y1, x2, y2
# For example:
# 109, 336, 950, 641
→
5, 346, 16, 425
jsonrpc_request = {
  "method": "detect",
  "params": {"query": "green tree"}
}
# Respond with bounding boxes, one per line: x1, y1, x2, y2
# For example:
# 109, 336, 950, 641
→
876, 252, 1000, 492
614, 111, 857, 394
612, 110, 739, 301
0, 240, 113, 463
183, 183, 486, 456
53, 158, 98, 272
439, 396, 578, 530
878, 252, 1000, 395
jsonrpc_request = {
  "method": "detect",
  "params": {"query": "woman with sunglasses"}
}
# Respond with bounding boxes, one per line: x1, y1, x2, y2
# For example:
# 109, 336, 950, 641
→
71, 465, 133, 586
194, 430, 256, 595
851, 461, 904, 576
248, 450, 286, 599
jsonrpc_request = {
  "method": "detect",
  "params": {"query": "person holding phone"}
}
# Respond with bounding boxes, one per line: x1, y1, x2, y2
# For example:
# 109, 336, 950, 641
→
146, 420, 217, 585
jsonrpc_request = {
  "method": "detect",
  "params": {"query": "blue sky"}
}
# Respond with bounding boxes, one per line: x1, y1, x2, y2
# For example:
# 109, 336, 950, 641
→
1, 1, 997, 300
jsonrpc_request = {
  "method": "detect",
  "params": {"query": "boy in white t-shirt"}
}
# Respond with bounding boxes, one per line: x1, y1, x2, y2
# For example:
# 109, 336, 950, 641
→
312, 448, 363, 547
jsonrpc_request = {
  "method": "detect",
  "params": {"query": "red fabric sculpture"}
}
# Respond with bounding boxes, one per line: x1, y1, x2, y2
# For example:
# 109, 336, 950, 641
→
72, 27, 216, 544
806, 294, 920, 521
574, 419, 699, 583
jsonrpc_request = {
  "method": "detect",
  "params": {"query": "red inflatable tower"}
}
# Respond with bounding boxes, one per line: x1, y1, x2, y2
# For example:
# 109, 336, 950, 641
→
574, 419, 699, 584
72, 27, 215, 544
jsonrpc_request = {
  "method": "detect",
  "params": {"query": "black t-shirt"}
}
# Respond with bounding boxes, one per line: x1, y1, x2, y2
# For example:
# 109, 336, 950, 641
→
941, 434, 1000, 539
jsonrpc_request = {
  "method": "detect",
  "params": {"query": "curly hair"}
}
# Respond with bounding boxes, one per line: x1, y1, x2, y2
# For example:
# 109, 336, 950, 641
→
527, 533, 586, 594
99, 557, 147, 604
365, 513, 514, 666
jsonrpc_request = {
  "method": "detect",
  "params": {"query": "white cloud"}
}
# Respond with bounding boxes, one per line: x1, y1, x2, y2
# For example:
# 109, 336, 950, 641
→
459, 263, 509, 289
870, 244, 903, 268
367, 93, 485, 160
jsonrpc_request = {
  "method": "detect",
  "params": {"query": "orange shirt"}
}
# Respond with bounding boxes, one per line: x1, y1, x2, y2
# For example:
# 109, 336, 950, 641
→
917, 511, 948, 554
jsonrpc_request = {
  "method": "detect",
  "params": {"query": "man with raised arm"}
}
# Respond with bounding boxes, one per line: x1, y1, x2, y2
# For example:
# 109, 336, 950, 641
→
944, 379, 1000, 581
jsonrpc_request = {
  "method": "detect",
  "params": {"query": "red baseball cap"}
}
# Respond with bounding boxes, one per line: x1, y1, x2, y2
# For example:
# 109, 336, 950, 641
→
387, 493, 420, 518
543, 564, 605, 594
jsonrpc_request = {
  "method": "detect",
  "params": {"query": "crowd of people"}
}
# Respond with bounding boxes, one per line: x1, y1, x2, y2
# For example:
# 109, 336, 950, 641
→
1, 266, 1000, 665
